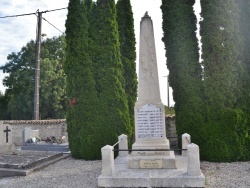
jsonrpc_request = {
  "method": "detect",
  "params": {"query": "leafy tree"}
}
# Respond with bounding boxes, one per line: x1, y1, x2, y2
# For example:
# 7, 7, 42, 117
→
89, 0, 132, 148
116, 0, 137, 138
64, 0, 101, 159
161, 0, 204, 146
0, 36, 66, 120
0, 90, 11, 120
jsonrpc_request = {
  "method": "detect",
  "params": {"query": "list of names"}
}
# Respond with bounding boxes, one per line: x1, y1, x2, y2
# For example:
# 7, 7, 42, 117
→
136, 104, 164, 139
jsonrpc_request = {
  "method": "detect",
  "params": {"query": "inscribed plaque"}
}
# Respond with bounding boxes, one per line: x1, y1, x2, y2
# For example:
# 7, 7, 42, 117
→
136, 104, 164, 139
139, 159, 163, 169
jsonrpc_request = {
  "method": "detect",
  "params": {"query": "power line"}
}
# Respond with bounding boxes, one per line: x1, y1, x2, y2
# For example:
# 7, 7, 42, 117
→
0, 12, 36, 18
42, 16, 64, 34
0, 7, 68, 119
0, 7, 67, 19
42, 7, 67, 13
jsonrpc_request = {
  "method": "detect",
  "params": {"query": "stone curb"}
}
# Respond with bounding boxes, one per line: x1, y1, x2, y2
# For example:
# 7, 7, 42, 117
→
0, 154, 70, 177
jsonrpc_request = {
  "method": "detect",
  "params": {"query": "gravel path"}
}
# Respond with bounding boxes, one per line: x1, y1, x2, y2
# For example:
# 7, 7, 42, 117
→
0, 157, 249, 188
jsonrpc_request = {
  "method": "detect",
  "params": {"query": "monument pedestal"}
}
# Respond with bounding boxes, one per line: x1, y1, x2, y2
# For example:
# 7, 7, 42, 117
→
130, 101, 176, 169
129, 138, 176, 169
131, 138, 170, 155
98, 154, 205, 188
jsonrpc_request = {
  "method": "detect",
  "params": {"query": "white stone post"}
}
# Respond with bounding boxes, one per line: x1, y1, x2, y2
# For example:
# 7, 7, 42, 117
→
187, 143, 201, 176
118, 134, 128, 157
182, 133, 191, 156
101, 145, 115, 176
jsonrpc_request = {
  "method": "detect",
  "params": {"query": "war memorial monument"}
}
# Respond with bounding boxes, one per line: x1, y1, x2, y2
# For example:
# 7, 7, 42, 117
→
98, 12, 205, 188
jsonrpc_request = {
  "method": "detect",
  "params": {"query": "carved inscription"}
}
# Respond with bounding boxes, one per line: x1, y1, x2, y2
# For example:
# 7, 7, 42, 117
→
137, 151, 165, 156
136, 104, 164, 139
139, 159, 163, 169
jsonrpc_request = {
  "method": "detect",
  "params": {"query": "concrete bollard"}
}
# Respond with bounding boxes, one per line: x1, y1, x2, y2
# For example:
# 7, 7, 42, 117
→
182, 133, 191, 156
187, 143, 201, 176
118, 134, 128, 157
101, 145, 115, 176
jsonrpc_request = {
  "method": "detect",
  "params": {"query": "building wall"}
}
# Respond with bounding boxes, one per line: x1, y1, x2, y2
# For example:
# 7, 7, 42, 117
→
3, 119, 67, 146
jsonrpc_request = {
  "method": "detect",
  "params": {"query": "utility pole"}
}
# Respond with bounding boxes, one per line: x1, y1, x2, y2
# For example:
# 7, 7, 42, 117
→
34, 10, 42, 120
167, 75, 170, 110
163, 75, 170, 110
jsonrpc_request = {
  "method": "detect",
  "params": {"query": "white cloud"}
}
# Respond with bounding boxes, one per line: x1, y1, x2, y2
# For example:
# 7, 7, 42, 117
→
0, 0, 69, 93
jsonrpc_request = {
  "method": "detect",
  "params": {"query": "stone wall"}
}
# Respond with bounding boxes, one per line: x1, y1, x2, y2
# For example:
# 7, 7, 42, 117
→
3, 117, 177, 148
3, 119, 67, 146
165, 115, 178, 150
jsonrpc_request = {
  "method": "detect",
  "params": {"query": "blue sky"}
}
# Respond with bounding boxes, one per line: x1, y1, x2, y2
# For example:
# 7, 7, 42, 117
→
0, 0, 201, 106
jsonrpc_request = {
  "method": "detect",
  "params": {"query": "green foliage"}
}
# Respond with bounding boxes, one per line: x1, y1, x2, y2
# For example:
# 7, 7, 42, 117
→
161, 0, 250, 162
198, 0, 250, 161
65, 0, 100, 159
199, 109, 250, 162
65, 0, 133, 160
116, 0, 137, 137
89, 0, 132, 146
164, 106, 175, 115
161, 0, 204, 148
0, 36, 66, 120
235, 0, 250, 111
201, 0, 240, 113
0, 90, 11, 120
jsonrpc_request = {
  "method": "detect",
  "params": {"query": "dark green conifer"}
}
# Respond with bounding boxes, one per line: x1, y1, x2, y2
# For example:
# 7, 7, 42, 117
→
232, 0, 250, 160
116, 0, 137, 138
161, 0, 204, 145
64, 0, 100, 159
88, 0, 132, 150
200, 0, 249, 161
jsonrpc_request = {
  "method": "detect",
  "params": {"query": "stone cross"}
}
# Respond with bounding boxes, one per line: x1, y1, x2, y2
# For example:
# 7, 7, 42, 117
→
3, 126, 11, 143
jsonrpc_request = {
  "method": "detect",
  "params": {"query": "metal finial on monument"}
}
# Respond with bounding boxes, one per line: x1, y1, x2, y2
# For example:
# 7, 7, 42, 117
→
144, 11, 149, 17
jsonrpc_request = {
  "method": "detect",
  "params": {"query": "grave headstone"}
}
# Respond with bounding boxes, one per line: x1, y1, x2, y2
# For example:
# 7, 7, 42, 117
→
21, 127, 70, 153
128, 12, 176, 169
0, 121, 15, 153
22, 127, 39, 145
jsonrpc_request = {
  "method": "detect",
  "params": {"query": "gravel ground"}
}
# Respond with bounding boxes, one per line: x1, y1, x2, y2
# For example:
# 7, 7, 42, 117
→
0, 157, 249, 188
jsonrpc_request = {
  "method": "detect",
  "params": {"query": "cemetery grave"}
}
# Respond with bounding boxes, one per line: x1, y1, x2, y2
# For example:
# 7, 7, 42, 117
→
21, 127, 70, 153
0, 121, 70, 177
0, 150, 70, 177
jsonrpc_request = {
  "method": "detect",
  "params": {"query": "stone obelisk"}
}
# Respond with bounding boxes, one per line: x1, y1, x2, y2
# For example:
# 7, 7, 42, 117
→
128, 12, 176, 169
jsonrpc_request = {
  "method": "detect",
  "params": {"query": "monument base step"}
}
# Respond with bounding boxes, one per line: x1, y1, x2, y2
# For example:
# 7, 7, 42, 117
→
98, 155, 205, 188
0, 150, 70, 177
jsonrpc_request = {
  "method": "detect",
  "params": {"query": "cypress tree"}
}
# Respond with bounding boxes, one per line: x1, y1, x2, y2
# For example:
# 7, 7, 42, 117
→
88, 0, 132, 151
64, 0, 100, 159
201, 0, 239, 114
161, 0, 203, 144
236, 1, 250, 110
200, 0, 249, 161
116, 0, 137, 138
235, 0, 250, 160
